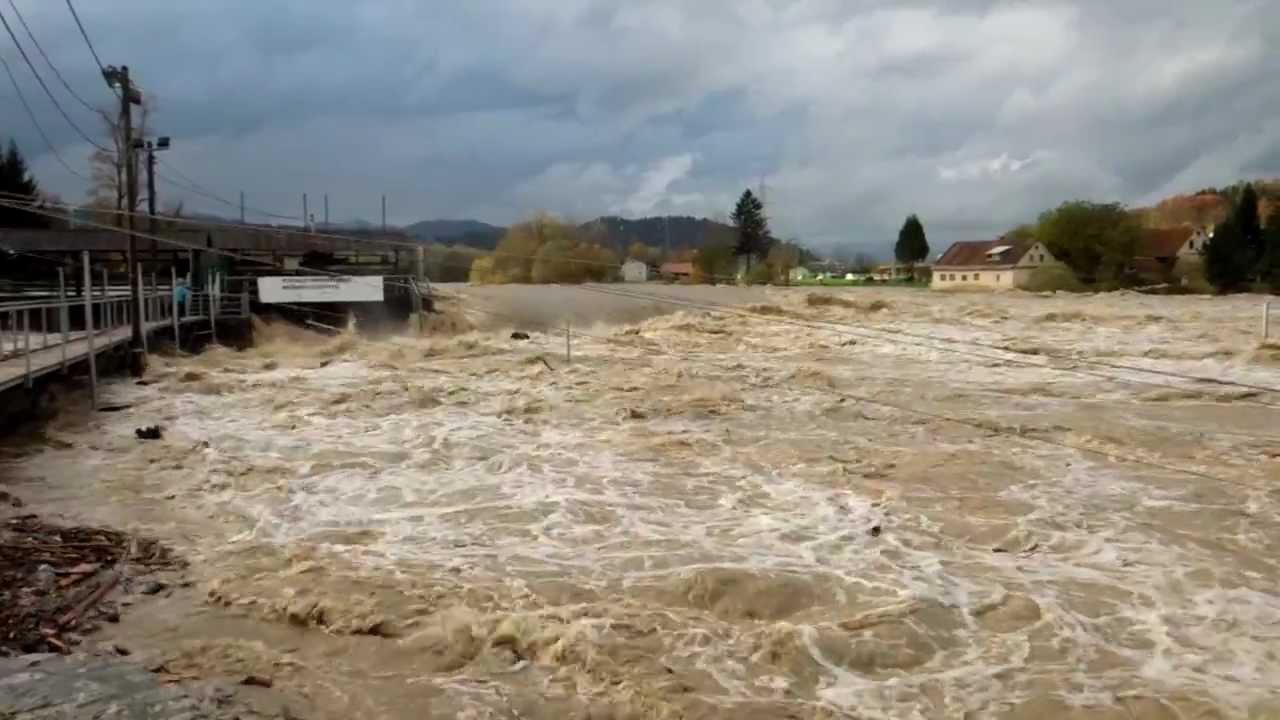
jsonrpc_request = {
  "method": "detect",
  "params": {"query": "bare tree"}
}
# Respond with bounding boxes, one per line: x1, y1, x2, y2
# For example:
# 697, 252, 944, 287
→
87, 100, 151, 226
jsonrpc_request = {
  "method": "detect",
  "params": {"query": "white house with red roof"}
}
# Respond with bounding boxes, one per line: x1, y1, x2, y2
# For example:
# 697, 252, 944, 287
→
931, 238, 1066, 289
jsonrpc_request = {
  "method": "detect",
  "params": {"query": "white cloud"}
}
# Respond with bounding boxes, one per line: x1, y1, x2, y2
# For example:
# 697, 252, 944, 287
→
938, 153, 1045, 182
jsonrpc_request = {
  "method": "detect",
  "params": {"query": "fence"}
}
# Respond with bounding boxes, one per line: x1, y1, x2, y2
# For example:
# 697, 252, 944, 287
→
0, 253, 248, 404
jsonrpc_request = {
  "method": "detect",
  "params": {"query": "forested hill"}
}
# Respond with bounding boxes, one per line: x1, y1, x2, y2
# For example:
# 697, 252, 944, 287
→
579, 216, 735, 251
407, 215, 737, 252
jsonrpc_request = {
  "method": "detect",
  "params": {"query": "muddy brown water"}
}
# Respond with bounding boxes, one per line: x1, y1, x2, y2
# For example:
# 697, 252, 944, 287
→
3, 286, 1279, 719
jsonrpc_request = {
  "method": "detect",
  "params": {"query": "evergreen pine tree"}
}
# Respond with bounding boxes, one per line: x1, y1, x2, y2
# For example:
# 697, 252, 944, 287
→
894, 214, 930, 266
731, 189, 771, 271
0, 138, 48, 228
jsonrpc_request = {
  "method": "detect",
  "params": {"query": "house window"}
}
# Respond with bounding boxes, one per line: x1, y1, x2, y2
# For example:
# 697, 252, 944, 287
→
996, 274, 1002, 283
1188, 241, 1195, 250
974, 273, 981, 282
961, 275, 967, 281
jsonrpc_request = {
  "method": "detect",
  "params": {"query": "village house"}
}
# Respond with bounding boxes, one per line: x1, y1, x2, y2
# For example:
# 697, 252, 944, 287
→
872, 264, 931, 282
659, 262, 694, 282
621, 258, 649, 282
931, 238, 1065, 290
789, 266, 813, 283
1131, 226, 1209, 285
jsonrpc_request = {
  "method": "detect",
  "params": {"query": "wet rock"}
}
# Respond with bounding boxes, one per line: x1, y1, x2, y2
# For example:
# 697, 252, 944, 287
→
135, 426, 164, 441
975, 593, 1042, 633
262, 360, 279, 371
1, 489, 25, 507
33, 564, 58, 591
510, 331, 531, 340
138, 580, 167, 596
112, 643, 131, 656
619, 407, 647, 420
868, 525, 882, 538
241, 674, 274, 688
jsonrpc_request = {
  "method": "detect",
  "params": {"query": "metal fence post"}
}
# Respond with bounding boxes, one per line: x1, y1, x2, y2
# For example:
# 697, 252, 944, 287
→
209, 270, 218, 346
23, 309, 31, 388
171, 266, 180, 350
137, 263, 148, 355
101, 268, 110, 330
83, 252, 97, 409
58, 267, 68, 370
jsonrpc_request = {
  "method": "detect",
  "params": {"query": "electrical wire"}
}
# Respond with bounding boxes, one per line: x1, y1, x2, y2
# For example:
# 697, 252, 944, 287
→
62, 0, 112, 97
0, 6, 109, 153
7, 0, 98, 114
155, 157, 301, 221
0, 48, 88, 180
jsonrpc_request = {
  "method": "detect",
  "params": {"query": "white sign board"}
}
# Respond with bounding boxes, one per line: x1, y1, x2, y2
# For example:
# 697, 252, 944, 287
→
257, 276, 384, 304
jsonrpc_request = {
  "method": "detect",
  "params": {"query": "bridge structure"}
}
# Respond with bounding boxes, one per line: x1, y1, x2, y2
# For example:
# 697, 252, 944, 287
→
0, 251, 249, 407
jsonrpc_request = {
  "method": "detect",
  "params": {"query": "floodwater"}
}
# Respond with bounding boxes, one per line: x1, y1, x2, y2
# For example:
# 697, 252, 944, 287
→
3, 286, 1279, 719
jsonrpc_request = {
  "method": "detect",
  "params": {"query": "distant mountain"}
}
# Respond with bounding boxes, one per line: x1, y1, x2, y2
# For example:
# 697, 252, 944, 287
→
406, 219, 506, 249
579, 215, 735, 252
403, 215, 739, 253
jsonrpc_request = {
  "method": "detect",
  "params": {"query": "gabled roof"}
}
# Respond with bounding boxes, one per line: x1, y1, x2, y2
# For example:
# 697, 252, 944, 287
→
935, 238, 1034, 268
1136, 226, 1196, 259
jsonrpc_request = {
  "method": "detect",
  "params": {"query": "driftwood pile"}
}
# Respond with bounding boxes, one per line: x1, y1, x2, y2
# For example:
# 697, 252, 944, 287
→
0, 514, 183, 655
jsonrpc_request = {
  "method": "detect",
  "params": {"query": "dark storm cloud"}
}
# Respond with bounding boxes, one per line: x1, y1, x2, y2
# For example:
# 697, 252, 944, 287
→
2, 1, 1278, 253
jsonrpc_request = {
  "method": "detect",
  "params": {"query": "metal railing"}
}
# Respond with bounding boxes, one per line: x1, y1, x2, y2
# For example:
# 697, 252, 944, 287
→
0, 253, 247, 402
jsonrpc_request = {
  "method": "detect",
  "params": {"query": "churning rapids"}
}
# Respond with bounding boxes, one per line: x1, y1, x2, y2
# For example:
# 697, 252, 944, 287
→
3, 286, 1279, 719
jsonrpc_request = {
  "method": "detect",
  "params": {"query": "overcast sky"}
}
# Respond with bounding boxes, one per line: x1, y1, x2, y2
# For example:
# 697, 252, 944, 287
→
2, 1, 1278, 255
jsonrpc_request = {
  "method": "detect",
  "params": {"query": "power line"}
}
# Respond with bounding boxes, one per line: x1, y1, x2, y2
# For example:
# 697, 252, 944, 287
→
0, 188, 423, 253
7, 0, 98, 113
0, 6, 109, 153
62, 0, 112, 96
154, 157, 301, 221
0, 47, 88, 180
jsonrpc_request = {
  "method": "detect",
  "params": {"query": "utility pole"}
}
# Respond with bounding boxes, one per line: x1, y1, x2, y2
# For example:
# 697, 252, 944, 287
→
239, 191, 245, 223
104, 64, 145, 376
302, 193, 309, 231
139, 136, 170, 237
323, 193, 329, 228
381, 194, 387, 233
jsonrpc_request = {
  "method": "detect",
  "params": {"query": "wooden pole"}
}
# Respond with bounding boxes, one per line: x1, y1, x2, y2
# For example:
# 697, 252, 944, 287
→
1265, 301, 1272, 344
83, 252, 97, 409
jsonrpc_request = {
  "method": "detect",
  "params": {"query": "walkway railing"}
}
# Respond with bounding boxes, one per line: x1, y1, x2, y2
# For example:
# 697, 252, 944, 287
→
0, 252, 247, 402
